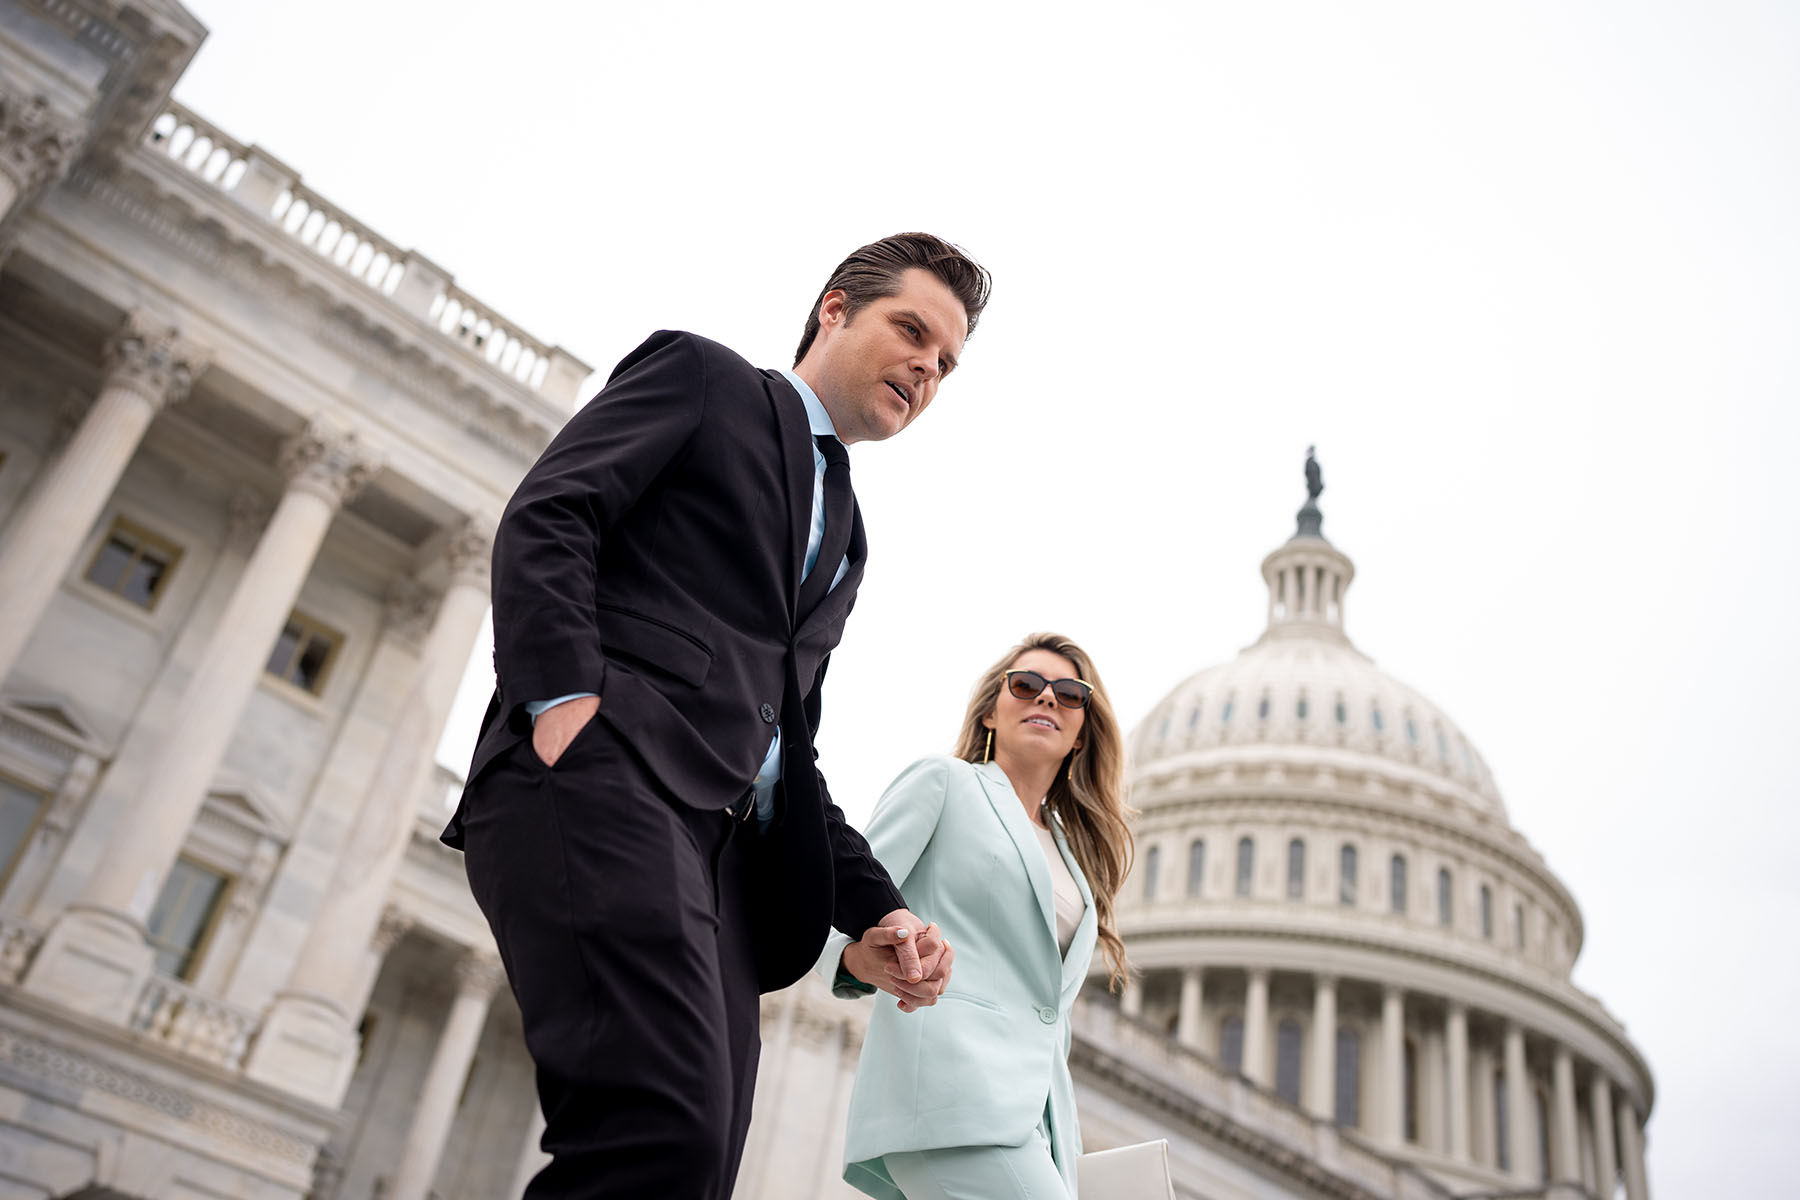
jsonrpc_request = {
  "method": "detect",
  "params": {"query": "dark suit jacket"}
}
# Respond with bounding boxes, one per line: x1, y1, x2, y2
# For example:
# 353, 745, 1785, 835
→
442, 330, 903, 988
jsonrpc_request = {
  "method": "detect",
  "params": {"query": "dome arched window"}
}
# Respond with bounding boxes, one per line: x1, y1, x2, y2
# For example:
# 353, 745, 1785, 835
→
1371, 704, 1385, 733
1405, 716, 1418, 743
1390, 854, 1408, 914
1221, 697, 1235, 725
1334, 1027, 1361, 1128
1188, 703, 1203, 731
1480, 884, 1494, 940
1257, 693, 1270, 720
1186, 839, 1206, 897
1275, 1019, 1303, 1104
1235, 837, 1254, 897
1286, 838, 1306, 899
1514, 902, 1526, 949
1338, 844, 1358, 906
1436, 725, 1450, 760
1296, 693, 1309, 720
1219, 1014, 1244, 1073
1142, 844, 1161, 902
1157, 710, 1172, 742
1335, 695, 1347, 725
1437, 868, 1453, 927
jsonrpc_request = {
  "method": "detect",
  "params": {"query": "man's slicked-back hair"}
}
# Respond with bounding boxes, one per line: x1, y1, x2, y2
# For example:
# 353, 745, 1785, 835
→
793, 232, 992, 366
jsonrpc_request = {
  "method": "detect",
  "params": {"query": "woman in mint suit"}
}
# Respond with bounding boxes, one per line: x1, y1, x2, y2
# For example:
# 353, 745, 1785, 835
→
817, 633, 1135, 1199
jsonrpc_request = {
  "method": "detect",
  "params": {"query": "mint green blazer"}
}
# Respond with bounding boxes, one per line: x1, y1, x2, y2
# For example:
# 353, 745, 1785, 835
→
814, 756, 1098, 1200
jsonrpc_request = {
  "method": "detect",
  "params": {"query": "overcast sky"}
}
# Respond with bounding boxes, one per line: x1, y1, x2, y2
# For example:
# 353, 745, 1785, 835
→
174, 2, 1797, 1194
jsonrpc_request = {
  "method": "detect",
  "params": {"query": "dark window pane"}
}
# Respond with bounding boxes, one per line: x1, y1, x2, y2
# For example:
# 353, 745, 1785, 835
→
267, 623, 303, 677
121, 550, 169, 607
1235, 837, 1254, 896
1297, 696, 1309, 720
1186, 840, 1205, 897
1276, 1020, 1303, 1104
1221, 700, 1234, 724
1335, 700, 1347, 724
1404, 1039, 1419, 1142
1339, 845, 1358, 905
1287, 839, 1305, 899
1335, 1028, 1361, 1126
1495, 1073, 1510, 1170
1390, 855, 1407, 913
1220, 1015, 1244, 1072
86, 536, 135, 591
1371, 706, 1384, 732
1143, 845, 1160, 901
146, 859, 229, 980
292, 633, 333, 691
1481, 886, 1494, 939
0, 778, 48, 878
1257, 697, 1270, 719
1438, 869, 1453, 926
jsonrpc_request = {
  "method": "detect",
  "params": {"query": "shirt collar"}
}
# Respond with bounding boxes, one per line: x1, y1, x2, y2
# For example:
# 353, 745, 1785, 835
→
779, 369, 841, 441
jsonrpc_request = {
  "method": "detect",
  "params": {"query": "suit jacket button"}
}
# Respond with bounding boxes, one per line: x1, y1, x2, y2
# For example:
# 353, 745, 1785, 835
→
1037, 1006, 1057, 1024
759, 703, 777, 724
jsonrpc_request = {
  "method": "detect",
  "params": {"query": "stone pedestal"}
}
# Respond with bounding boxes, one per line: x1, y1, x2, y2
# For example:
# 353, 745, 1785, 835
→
17, 903, 151, 1016
243, 988, 362, 1108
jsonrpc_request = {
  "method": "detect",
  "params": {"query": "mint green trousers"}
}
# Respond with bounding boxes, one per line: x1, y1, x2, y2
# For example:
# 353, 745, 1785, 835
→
881, 1121, 1072, 1200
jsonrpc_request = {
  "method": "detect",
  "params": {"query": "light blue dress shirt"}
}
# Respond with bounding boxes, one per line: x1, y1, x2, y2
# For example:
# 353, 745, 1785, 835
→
528, 368, 848, 824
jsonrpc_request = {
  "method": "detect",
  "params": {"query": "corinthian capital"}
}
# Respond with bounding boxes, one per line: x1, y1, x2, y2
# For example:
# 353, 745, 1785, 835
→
0, 88, 84, 194
103, 313, 208, 408
444, 517, 494, 589
452, 949, 506, 998
278, 417, 382, 508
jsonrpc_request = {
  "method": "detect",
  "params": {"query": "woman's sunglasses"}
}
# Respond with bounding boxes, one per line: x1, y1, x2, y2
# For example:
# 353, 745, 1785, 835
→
1004, 669, 1094, 710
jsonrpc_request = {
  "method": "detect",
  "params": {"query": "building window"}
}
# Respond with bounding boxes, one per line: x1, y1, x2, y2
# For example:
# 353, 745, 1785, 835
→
1286, 838, 1306, 899
1495, 1072, 1510, 1171
84, 517, 182, 610
1235, 837, 1254, 897
1514, 903, 1526, 949
1157, 710, 1172, 741
1480, 885, 1494, 939
1334, 1027, 1361, 1127
1142, 844, 1161, 901
1437, 868, 1453, 926
1338, 844, 1358, 906
1188, 704, 1203, 730
1257, 694, 1270, 720
1220, 1014, 1244, 1073
145, 857, 232, 980
0, 775, 51, 887
1276, 1019, 1303, 1104
1296, 694, 1309, 720
1186, 839, 1206, 897
1405, 716, 1418, 743
1221, 698, 1234, 724
266, 610, 343, 695
1404, 1037, 1420, 1143
1371, 704, 1384, 733
1335, 695, 1347, 725
1436, 727, 1450, 759
1390, 854, 1407, 914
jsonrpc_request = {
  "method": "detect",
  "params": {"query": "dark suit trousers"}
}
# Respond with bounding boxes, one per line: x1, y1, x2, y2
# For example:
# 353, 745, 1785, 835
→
461, 717, 762, 1200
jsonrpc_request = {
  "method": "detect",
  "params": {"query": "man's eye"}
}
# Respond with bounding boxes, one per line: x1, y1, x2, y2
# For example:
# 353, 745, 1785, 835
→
938, 359, 948, 373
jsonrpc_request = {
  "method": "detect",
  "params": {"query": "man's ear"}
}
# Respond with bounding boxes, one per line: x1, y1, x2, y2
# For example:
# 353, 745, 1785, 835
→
817, 288, 850, 331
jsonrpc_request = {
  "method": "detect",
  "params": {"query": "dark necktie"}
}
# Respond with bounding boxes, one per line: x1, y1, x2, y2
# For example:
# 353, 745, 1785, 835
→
796, 435, 851, 619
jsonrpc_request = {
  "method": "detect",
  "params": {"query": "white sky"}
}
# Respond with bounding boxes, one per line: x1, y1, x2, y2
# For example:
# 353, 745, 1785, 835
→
174, 3, 1798, 1194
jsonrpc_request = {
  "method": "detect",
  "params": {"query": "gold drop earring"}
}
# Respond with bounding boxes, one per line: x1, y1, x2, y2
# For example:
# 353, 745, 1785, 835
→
983, 729, 993, 764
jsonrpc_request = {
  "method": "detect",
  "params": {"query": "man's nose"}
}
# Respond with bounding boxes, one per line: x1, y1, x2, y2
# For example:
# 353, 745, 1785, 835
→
911, 353, 940, 380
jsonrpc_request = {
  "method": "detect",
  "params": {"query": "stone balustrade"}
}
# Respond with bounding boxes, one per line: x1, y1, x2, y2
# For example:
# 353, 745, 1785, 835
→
140, 103, 584, 404
128, 973, 260, 1070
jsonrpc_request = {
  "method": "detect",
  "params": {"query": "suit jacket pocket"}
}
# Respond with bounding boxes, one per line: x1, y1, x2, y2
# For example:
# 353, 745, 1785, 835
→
596, 604, 713, 687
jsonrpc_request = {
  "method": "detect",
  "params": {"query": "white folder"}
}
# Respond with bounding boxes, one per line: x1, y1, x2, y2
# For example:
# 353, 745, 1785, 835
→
1075, 1138, 1176, 1199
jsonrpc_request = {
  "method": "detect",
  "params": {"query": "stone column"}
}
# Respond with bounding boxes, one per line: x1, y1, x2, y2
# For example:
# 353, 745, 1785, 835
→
0, 314, 204, 684
1471, 1046, 1496, 1166
1243, 968, 1271, 1086
1446, 1002, 1471, 1162
1119, 976, 1144, 1019
245, 523, 492, 1104
1175, 967, 1205, 1050
1379, 985, 1405, 1146
1617, 1095, 1649, 1200
509, 1104, 550, 1199
1306, 975, 1336, 1118
1503, 1023, 1532, 1181
22, 419, 376, 1020
0, 86, 84, 227
387, 951, 505, 1200
1590, 1074, 1619, 1199
1551, 1045, 1580, 1180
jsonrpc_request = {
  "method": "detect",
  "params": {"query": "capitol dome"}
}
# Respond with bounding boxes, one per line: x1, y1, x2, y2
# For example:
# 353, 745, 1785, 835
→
1113, 455, 1655, 1198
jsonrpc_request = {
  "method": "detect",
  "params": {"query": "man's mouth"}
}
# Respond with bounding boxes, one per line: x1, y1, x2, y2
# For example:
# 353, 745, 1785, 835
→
886, 381, 910, 407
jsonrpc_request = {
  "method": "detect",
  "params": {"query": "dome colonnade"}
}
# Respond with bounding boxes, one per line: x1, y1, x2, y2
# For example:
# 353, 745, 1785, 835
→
1112, 461, 1653, 1199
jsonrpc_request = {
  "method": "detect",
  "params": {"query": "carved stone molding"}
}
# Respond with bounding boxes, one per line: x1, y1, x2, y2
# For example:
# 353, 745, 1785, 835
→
369, 905, 411, 955
103, 311, 207, 408
381, 576, 437, 645
277, 418, 381, 508
226, 488, 272, 553
0, 88, 85, 194
444, 517, 493, 589
451, 949, 506, 999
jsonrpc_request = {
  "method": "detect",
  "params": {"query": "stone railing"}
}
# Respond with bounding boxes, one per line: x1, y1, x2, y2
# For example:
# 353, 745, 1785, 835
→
0, 915, 45, 984
140, 103, 586, 405
127, 973, 259, 1071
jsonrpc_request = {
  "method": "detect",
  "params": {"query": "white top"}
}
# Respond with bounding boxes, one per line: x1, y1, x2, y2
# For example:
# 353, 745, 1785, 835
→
1033, 818, 1086, 956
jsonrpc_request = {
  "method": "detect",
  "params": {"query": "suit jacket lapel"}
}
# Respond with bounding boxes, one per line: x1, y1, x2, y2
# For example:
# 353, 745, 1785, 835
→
973, 762, 1060, 958
761, 370, 814, 625
1051, 817, 1099, 1001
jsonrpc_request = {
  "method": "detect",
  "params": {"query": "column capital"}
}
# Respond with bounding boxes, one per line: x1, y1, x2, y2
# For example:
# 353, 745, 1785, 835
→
226, 488, 272, 552
370, 904, 412, 954
278, 418, 381, 507
103, 313, 208, 409
382, 576, 437, 645
452, 949, 506, 999
444, 516, 494, 589
0, 87, 84, 193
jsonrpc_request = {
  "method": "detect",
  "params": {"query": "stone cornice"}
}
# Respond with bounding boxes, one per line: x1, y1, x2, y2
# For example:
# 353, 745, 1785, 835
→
0, 86, 85, 193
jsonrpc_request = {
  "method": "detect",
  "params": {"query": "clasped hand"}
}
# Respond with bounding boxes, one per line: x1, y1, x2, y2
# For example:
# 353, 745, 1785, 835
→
842, 908, 954, 1012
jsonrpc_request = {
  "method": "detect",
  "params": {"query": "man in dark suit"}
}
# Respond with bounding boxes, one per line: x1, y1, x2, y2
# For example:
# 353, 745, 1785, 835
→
442, 234, 992, 1199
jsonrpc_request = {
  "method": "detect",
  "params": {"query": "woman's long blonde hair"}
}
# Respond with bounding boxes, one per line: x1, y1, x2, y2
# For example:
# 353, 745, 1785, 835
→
951, 632, 1135, 990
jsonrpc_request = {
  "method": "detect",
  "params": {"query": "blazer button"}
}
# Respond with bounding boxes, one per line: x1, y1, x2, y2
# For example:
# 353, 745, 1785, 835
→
759, 703, 777, 724
1037, 1006, 1057, 1024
